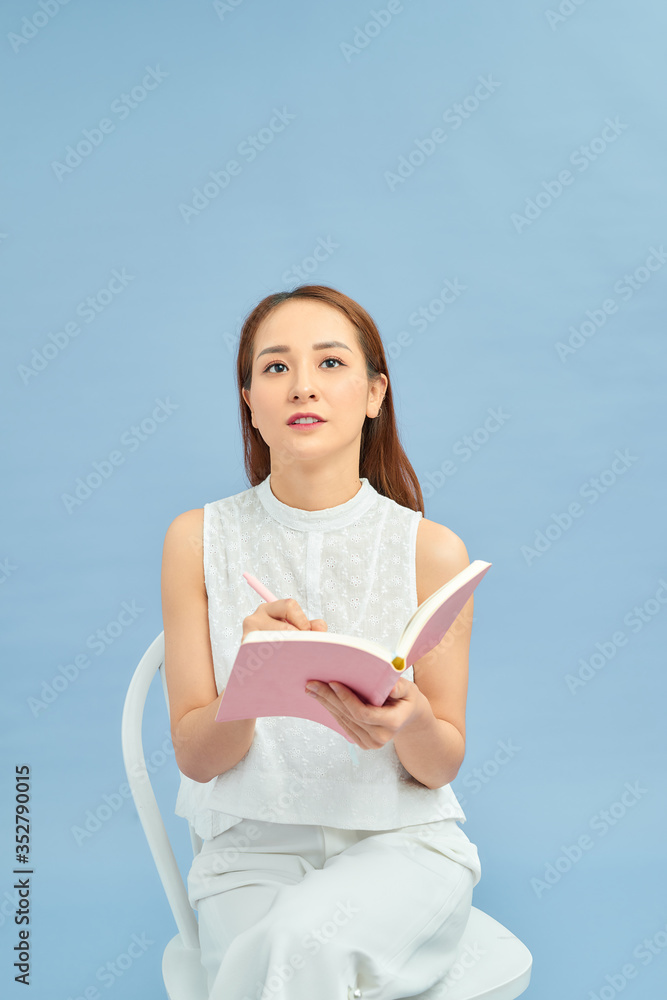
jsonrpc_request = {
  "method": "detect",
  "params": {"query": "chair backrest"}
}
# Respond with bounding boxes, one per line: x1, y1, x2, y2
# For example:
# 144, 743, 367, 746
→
121, 631, 201, 950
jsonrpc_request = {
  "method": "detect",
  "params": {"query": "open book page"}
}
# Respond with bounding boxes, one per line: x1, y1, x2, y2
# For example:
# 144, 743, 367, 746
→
399, 561, 492, 666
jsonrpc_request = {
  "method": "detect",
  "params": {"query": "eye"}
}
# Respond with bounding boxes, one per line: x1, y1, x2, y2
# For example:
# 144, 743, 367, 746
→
261, 356, 346, 374
262, 361, 287, 374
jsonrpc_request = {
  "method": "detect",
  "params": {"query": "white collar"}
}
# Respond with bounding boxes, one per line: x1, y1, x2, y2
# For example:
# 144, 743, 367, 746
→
255, 473, 378, 531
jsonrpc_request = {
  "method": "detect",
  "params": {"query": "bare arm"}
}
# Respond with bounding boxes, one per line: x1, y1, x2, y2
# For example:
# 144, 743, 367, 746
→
393, 518, 473, 789
392, 697, 466, 790
161, 509, 256, 783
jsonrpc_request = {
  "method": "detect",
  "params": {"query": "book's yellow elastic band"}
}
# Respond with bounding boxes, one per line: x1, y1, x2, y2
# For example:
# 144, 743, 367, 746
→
392, 656, 405, 672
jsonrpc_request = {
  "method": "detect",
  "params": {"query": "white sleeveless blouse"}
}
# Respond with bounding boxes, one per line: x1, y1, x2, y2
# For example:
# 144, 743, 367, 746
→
174, 473, 469, 841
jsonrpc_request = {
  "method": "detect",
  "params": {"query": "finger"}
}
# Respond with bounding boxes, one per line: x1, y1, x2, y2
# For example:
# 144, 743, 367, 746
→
329, 684, 400, 731
258, 608, 300, 631
317, 700, 368, 747
308, 684, 350, 720
258, 600, 308, 631
329, 682, 371, 714
387, 677, 408, 700
274, 598, 311, 631
326, 684, 377, 730
318, 682, 401, 745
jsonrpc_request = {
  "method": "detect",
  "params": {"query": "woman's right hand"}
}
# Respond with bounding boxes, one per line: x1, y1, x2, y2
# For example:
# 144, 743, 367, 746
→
242, 599, 328, 641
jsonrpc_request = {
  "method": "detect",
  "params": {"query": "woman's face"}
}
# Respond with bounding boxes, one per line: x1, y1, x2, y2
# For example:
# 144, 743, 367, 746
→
242, 298, 386, 472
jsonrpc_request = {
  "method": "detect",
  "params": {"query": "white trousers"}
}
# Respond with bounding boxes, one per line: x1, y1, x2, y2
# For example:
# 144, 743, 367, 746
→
186, 816, 481, 1000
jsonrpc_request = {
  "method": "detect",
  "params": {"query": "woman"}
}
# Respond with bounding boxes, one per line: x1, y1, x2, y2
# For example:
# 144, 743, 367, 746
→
161, 285, 482, 1000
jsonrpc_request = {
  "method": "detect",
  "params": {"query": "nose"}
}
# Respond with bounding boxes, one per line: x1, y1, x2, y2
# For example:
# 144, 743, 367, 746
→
291, 387, 318, 401
288, 361, 320, 400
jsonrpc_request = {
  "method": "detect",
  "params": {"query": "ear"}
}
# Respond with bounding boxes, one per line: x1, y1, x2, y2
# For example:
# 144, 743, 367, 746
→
241, 389, 255, 427
368, 373, 388, 416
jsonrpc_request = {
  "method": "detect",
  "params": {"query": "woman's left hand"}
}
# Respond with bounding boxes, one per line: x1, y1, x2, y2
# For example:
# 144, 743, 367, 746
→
305, 675, 428, 749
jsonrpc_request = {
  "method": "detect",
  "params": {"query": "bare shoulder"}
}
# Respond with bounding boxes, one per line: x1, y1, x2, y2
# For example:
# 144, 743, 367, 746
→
162, 508, 206, 590
416, 517, 470, 605
163, 508, 204, 554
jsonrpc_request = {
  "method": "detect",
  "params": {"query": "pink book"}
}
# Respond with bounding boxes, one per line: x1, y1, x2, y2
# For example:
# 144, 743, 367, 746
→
215, 560, 492, 742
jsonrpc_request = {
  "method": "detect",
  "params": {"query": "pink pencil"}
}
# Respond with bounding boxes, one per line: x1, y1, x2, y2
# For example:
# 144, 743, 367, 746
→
243, 572, 277, 604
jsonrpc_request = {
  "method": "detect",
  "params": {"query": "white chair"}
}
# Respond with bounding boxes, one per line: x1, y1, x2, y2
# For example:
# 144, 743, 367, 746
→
121, 632, 533, 1000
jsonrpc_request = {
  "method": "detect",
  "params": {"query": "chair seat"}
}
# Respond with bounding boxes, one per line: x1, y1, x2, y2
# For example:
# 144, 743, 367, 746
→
162, 933, 208, 1000
161, 905, 531, 1000
411, 905, 532, 999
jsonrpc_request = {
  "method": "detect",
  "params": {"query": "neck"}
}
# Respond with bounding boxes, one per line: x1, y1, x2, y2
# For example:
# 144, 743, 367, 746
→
267, 470, 363, 512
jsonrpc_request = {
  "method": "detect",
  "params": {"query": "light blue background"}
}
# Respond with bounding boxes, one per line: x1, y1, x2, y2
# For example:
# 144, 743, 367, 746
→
2, 1, 666, 997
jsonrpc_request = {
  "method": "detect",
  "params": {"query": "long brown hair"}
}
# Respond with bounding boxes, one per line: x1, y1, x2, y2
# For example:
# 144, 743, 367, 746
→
236, 285, 424, 513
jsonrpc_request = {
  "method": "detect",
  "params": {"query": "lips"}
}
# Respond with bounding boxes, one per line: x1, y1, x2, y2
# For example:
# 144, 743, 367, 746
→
287, 413, 325, 425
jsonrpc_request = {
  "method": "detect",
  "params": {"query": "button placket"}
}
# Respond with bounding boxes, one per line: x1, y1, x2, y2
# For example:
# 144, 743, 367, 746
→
305, 530, 323, 620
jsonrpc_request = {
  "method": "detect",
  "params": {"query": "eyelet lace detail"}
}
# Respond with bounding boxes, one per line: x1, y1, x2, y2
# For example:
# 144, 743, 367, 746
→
174, 473, 468, 840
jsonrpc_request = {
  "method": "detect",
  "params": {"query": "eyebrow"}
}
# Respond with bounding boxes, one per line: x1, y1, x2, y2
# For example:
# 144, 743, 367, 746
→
256, 340, 353, 360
